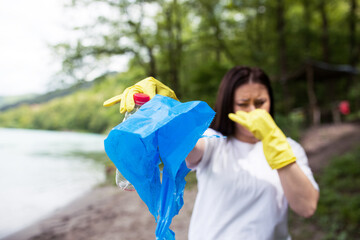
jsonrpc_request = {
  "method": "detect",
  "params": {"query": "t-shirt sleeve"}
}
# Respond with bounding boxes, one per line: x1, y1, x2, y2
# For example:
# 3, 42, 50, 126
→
288, 138, 319, 191
193, 128, 221, 171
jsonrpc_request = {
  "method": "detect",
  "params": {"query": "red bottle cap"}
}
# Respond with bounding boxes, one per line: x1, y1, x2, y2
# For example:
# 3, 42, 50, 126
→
134, 93, 150, 106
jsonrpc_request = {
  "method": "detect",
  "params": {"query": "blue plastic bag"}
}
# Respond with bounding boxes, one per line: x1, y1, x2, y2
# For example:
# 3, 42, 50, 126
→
104, 95, 215, 239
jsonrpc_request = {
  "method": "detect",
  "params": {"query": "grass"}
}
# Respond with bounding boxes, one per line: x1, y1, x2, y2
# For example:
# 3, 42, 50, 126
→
289, 146, 360, 239
185, 171, 197, 189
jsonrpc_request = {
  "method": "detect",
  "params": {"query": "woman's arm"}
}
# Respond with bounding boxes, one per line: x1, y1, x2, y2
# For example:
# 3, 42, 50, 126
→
185, 138, 206, 169
278, 162, 319, 218
228, 110, 319, 217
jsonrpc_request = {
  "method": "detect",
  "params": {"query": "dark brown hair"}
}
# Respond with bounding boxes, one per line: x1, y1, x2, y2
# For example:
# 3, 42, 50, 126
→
210, 66, 274, 136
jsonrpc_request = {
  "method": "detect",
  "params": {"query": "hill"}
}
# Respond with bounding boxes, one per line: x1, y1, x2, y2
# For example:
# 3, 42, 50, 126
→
0, 72, 118, 112
0, 71, 139, 133
0, 94, 38, 109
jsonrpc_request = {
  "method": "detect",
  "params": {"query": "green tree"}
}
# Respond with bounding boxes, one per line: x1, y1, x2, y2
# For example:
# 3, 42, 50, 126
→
48, 0, 360, 123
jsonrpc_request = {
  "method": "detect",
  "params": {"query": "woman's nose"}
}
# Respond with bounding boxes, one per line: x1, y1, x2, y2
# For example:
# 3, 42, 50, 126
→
248, 104, 256, 112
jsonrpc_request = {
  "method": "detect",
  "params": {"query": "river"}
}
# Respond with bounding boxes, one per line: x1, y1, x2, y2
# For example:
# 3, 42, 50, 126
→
0, 128, 107, 239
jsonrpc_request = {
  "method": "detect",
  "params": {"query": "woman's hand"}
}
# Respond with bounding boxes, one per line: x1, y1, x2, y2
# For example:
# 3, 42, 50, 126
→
103, 77, 179, 113
229, 109, 319, 217
228, 109, 296, 169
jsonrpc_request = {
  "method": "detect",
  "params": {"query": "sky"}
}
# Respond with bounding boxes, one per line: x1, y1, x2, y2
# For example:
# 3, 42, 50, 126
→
0, 0, 128, 97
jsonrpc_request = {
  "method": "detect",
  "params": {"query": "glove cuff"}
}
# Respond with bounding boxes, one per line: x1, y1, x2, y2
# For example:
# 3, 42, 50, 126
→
262, 130, 297, 170
270, 155, 296, 169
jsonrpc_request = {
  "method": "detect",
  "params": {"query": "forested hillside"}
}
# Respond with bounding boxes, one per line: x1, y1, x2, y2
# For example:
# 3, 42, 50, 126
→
0, 72, 141, 133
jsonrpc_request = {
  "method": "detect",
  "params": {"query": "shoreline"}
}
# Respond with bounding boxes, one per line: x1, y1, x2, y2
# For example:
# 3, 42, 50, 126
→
2, 186, 118, 240
3, 185, 197, 240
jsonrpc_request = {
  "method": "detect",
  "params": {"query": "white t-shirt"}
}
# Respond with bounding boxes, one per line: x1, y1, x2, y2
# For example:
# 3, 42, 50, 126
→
188, 129, 319, 240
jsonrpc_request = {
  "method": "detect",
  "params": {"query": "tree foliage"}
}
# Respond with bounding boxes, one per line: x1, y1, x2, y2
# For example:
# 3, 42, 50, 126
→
1, 0, 359, 132
54, 0, 359, 109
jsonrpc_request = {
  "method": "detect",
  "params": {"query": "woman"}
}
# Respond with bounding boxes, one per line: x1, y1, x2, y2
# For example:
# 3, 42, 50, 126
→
185, 66, 319, 240
103, 68, 319, 239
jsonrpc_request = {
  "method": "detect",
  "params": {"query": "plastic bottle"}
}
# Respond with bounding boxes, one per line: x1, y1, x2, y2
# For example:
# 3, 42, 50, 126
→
116, 93, 150, 191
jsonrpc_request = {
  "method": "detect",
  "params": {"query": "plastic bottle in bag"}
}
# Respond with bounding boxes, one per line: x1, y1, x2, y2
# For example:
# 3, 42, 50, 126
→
116, 93, 150, 191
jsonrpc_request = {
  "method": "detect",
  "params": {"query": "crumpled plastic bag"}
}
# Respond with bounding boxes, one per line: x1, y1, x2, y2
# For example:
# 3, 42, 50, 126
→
104, 94, 215, 240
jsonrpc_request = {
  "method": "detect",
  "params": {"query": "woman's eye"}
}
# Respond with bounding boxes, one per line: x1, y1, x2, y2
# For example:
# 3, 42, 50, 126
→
237, 103, 248, 107
255, 101, 265, 107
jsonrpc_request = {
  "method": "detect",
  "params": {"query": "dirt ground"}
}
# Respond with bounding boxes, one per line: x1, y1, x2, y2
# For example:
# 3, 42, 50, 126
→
4, 122, 360, 240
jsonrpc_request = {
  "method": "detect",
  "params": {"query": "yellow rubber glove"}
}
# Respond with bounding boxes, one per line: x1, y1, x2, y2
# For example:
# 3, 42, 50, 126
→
103, 77, 179, 113
228, 109, 296, 169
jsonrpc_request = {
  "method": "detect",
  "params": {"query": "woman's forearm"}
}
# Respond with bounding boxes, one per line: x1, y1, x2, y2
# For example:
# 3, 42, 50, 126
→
185, 138, 205, 169
277, 162, 319, 218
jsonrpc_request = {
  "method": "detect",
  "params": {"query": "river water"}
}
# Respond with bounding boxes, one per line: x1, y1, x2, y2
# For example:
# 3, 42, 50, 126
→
0, 128, 107, 239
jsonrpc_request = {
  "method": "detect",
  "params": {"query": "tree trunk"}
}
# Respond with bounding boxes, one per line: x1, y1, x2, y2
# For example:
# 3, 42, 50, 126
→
165, 0, 182, 95
319, 0, 334, 120
174, 0, 182, 95
147, 47, 157, 77
319, 0, 330, 62
128, 3, 158, 78
349, 0, 358, 66
348, 0, 358, 111
302, 0, 311, 57
276, 0, 290, 112
200, 1, 236, 64
306, 64, 320, 125
247, 0, 264, 64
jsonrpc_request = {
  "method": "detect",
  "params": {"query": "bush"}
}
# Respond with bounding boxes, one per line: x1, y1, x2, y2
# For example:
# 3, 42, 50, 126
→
275, 109, 306, 141
316, 147, 360, 239
289, 146, 360, 240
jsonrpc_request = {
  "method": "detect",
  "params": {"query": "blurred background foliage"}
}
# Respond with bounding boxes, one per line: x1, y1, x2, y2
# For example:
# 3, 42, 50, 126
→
0, 0, 359, 135
316, 147, 360, 239
289, 146, 360, 239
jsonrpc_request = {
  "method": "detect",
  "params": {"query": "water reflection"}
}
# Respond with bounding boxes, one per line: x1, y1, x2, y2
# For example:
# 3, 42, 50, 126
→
0, 128, 106, 239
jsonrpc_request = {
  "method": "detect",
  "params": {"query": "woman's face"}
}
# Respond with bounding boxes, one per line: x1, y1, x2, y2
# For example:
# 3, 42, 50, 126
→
233, 82, 271, 143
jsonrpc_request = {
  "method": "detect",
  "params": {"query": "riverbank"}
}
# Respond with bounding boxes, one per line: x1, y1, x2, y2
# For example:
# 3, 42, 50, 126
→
4, 122, 360, 240
4, 186, 198, 240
